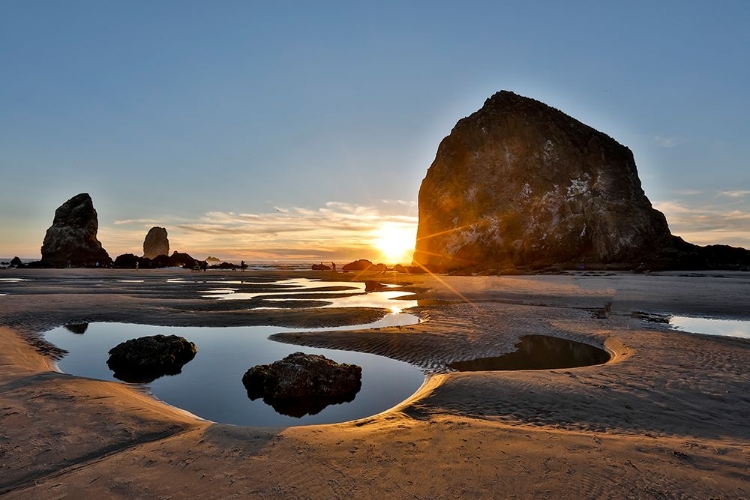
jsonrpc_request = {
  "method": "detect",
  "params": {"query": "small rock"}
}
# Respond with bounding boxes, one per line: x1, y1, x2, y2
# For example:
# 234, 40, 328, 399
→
242, 352, 362, 417
107, 334, 197, 383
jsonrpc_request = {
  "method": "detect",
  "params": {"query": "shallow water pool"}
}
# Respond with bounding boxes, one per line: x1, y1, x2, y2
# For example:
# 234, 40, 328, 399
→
45, 315, 424, 427
670, 316, 750, 339
448, 335, 610, 371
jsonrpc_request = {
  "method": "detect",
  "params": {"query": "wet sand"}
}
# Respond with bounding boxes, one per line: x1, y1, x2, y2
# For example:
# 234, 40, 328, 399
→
1, 268, 749, 498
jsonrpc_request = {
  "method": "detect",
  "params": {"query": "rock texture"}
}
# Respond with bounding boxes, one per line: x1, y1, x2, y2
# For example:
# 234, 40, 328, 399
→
414, 91, 677, 271
40, 193, 111, 267
143, 226, 169, 259
242, 352, 362, 417
107, 334, 197, 383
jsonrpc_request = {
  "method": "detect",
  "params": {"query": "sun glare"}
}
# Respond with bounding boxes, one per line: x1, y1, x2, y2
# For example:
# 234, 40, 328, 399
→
373, 223, 416, 264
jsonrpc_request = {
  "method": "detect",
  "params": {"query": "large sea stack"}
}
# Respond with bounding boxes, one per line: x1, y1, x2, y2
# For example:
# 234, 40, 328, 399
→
413, 91, 745, 272
143, 226, 169, 259
40, 193, 111, 267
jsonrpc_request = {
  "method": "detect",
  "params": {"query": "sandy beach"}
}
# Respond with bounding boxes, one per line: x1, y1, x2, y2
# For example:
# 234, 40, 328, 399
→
1, 268, 749, 498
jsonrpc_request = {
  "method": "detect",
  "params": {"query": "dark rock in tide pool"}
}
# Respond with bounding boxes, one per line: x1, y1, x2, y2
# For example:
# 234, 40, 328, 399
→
107, 334, 197, 383
242, 352, 362, 417
40, 193, 112, 267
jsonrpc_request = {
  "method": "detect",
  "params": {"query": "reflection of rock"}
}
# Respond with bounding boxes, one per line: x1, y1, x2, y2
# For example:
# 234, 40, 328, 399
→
342, 259, 387, 272
107, 334, 197, 383
242, 352, 362, 417
41, 193, 112, 267
143, 227, 169, 259
364, 280, 386, 292
64, 323, 89, 334
262, 391, 359, 418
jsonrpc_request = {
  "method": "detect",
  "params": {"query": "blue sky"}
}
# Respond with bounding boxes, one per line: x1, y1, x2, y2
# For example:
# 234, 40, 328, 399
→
2, 1, 749, 262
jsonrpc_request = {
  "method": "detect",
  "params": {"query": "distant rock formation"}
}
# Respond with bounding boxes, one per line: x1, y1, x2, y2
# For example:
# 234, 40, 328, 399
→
342, 259, 387, 272
114, 251, 205, 269
143, 226, 169, 259
41, 193, 111, 267
414, 91, 749, 272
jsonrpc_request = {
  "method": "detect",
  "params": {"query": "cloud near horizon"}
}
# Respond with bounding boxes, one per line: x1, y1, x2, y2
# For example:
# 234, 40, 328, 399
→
654, 199, 750, 248
99, 201, 418, 264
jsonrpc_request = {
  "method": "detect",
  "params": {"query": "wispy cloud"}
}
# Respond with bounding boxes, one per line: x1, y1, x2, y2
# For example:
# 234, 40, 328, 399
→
100, 201, 418, 263
654, 200, 750, 248
718, 190, 750, 199
113, 218, 160, 226
654, 135, 683, 148
674, 189, 702, 196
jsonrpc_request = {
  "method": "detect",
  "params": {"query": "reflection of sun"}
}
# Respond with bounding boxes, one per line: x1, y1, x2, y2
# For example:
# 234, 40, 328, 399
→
373, 223, 416, 264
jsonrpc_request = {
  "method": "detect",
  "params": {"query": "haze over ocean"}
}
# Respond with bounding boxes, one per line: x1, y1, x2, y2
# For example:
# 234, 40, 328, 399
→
2, 2, 748, 262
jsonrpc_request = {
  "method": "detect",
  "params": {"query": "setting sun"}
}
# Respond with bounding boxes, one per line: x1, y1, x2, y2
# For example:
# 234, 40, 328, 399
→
373, 223, 416, 264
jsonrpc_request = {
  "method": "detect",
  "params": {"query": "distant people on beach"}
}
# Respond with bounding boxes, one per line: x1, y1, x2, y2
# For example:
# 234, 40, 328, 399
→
331, 262, 336, 272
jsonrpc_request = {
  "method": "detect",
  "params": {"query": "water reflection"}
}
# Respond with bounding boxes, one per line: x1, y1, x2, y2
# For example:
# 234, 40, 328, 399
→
449, 335, 610, 371
45, 321, 424, 427
203, 277, 419, 312
670, 316, 750, 339
256, 391, 361, 418
64, 323, 89, 334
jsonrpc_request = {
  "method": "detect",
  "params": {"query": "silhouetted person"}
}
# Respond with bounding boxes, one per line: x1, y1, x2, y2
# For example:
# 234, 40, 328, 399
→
331, 262, 336, 272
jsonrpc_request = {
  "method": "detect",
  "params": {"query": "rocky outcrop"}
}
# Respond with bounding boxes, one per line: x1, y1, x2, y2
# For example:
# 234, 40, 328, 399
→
414, 91, 676, 272
113, 251, 205, 269
40, 193, 111, 267
413, 91, 750, 272
242, 352, 362, 417
107, 334, 197, 383
342, 259, 387, 272
143, 226, 169, 259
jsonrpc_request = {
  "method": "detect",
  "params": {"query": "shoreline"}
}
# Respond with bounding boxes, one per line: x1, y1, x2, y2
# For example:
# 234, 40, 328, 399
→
1, 269, 749, 498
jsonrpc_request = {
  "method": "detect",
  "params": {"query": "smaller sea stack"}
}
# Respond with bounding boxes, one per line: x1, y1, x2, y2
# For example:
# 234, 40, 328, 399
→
40, 193, 111, 267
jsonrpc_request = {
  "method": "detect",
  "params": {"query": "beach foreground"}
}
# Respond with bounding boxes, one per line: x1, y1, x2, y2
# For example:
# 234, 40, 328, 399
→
1, 269, 749, 498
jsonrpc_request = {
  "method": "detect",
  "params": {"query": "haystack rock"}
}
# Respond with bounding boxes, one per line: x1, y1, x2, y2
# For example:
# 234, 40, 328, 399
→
41, 193, 111, 267
143, 226, 169, 259
413, 91, 675, 272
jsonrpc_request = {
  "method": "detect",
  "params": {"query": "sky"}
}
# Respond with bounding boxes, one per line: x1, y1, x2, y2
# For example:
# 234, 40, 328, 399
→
1, 1, 749, 263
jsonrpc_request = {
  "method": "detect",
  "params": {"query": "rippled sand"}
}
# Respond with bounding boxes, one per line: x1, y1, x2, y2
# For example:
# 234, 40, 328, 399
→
1, 268, 749, 498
